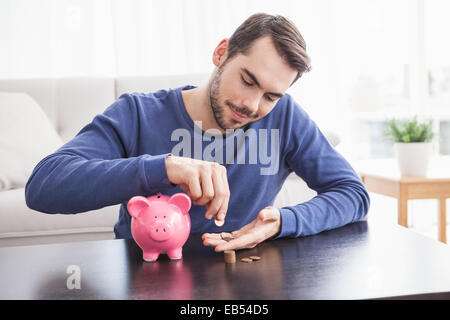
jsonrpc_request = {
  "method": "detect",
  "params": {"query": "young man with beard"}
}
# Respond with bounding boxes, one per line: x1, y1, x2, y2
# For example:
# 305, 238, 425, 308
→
25, 13, 370, 252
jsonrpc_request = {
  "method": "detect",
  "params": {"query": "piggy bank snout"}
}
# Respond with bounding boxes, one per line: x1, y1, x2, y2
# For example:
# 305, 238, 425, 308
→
149, 220, 174, 241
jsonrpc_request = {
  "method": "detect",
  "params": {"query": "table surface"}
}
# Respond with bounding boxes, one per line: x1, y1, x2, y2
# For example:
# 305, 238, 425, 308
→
355, 156, 450, 182
2, 221, 450, 300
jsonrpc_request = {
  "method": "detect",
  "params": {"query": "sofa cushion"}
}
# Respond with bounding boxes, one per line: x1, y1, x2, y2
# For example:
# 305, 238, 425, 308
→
0, 78, 58, 127
0, 92, 64, 191
56, 77, 116, 142
115, 74, 210, 97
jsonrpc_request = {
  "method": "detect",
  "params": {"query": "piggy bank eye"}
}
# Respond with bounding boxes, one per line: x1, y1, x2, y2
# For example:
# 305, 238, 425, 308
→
157, 195, 161, 198
154, 216, 157, 219
164, 216, 166, 218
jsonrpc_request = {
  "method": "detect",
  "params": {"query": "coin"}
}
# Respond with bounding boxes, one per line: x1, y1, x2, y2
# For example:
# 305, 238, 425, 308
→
214, 218, 225, 227
249, 256, 261, 261
220, 232, 234, 241
240, 258, 253, 263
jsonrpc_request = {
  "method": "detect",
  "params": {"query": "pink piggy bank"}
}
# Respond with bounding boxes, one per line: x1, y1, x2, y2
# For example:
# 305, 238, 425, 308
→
127, 192, 192, 262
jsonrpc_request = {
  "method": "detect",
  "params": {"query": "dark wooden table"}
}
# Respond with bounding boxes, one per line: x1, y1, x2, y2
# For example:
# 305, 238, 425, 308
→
2, 221, 450, 300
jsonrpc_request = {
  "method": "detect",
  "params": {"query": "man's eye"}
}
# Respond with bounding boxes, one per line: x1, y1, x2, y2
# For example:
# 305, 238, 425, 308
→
265, 95, 275, 102
241, 76, 253, 87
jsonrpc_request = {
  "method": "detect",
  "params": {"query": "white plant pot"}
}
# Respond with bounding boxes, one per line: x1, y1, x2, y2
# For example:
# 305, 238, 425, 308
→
394, 142, 433, 177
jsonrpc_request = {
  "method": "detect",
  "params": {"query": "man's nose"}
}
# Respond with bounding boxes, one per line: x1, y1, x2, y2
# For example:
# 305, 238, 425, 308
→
241, 93, 261, 116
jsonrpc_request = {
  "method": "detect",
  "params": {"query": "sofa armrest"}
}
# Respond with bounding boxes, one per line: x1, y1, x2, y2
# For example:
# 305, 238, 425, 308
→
0, 188, 119, 246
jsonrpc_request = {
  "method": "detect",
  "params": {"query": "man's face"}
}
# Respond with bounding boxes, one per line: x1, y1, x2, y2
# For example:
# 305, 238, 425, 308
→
209, 36, 298, 130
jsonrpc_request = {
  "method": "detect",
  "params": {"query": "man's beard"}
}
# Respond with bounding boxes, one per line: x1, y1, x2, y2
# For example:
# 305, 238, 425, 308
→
209, 66, 258, 131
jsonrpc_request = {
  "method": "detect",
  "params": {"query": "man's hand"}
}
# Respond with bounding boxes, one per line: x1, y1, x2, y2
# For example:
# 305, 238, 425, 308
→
202, 206, 281, 252
165, 155, 230, 223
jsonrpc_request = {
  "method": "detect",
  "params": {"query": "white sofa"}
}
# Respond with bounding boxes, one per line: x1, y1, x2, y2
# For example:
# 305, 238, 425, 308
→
0, 74, 338, 247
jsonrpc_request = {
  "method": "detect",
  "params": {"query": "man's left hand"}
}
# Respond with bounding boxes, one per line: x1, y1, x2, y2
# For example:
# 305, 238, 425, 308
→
201, 206, 281, 252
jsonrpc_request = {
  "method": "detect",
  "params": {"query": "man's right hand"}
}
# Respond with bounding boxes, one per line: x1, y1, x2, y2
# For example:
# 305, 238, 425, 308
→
165, 155, 230, 224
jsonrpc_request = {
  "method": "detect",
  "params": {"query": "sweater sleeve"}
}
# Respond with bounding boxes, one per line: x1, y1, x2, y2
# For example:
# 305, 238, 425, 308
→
274, 102, 370, 239
25, 94, 175, 214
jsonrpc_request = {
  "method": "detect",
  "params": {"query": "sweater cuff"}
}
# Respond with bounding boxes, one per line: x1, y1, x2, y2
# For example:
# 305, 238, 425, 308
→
274, 207, 299, 239
142, 153, 176, 191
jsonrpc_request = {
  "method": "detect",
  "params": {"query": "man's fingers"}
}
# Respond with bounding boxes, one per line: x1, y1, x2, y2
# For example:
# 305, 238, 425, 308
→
201, 207, 280, 253
202, 236, 227, 247
217, 166, 230, 222
230, 220, 256, 238
214, 233, 257, 252
205, 165, 229, 221
259, 207, 280, 221
168, 158, 230, 222
204, 195, 224, 220
201, 233, 222, 240
202, 231, 256, 251
186, 176, 202, 202
195, 169, 214, 206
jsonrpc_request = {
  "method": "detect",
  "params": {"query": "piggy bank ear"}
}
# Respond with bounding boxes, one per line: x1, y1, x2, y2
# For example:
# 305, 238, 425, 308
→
168, 193, 191, 214
127, 196, 150, 218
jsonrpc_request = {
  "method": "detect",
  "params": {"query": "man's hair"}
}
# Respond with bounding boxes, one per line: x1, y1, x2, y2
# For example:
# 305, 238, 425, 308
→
226, 13, 311, 84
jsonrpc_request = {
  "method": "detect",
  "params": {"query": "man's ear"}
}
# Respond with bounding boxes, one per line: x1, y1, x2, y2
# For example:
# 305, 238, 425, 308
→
127, 196, 150, 218
212, 38, 230, 67
168, 193, 192, 215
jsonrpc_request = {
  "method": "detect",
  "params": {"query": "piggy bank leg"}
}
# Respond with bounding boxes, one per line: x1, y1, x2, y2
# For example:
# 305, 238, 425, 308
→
143, 251, 160, 262
167, 248, 183, 260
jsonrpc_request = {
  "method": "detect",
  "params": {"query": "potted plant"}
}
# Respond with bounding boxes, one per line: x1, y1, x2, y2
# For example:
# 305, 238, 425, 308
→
385, 116, 435, 177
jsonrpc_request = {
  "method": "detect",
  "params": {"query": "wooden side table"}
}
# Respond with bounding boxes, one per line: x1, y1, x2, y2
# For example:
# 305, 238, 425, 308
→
356, 157, 450, 243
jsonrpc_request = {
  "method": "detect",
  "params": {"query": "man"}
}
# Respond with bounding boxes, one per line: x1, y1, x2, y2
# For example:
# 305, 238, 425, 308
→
25, 13, 370, 253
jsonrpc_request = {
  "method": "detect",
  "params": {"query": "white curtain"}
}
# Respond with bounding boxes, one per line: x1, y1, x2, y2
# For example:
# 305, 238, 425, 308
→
1, 0, 448, 160
0, 0, 347, 127
0, 0, 302, 77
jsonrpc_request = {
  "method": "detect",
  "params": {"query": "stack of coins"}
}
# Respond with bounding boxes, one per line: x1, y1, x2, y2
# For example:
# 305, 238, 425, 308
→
224, 250, 236, 263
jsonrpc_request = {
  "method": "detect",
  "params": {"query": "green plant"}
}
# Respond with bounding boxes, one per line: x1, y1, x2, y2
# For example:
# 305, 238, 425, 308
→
385, 116, 435, 143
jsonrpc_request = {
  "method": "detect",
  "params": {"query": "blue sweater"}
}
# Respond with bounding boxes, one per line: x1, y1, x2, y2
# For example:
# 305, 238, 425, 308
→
25, 86, 369, 240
